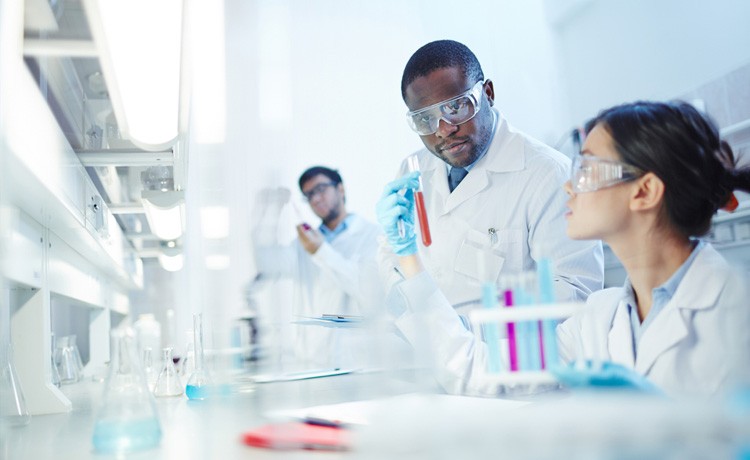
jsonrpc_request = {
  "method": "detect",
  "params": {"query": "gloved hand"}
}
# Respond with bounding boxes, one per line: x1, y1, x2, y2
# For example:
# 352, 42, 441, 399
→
550, 360, 664, 395
376, 171, 421, 256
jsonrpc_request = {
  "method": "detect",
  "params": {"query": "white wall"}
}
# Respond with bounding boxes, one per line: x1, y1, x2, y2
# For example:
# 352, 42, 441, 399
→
551, 0, 750, 127
230, 0, 563, 227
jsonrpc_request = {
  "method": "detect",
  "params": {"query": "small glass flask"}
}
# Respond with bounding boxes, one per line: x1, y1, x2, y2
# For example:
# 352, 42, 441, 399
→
57, 335, 80, 384
153, 348, 183, 397
92, 328, 161, 453
0, 341, 31, 426
186, 313, 212, 400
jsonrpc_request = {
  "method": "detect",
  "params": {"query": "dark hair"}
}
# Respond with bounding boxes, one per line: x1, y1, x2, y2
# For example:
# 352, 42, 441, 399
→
298, 166, 342, 191
401, 40, 484, 100
585, 101, 750, 238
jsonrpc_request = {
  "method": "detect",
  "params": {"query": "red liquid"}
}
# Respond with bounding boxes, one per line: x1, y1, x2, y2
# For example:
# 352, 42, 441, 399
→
414, 191, 431, 247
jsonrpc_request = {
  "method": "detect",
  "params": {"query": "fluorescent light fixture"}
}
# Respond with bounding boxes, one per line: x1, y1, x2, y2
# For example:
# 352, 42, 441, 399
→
200, 206, 230, 239
141, 190, 185, 241
158, 243, 184, 272
186, 0, 226, 144
83, 0, 183, 150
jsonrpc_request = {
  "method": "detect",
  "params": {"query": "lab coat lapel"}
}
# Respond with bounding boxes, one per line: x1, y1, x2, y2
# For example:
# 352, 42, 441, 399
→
608, 300, 635, 368
442, 112, 523, 215
443, 168, 488, 214
634, 245, 724, 375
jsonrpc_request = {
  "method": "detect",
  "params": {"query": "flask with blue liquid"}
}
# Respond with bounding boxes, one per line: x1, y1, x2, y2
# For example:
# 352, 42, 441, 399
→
92, 327, 161, 454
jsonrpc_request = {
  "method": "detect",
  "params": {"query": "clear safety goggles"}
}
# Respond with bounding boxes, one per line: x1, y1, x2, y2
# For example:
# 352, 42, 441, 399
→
571, 155, 643, 193
406, 80, 484, 136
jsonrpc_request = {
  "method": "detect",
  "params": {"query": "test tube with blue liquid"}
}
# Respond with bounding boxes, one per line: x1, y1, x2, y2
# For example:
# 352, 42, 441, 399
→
479, 251, 502, 373
186, 313, 212, 400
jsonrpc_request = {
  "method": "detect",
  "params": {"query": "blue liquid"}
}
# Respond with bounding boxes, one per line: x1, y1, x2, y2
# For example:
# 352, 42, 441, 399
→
186, 384, 209, 400
92, 417, 161, 453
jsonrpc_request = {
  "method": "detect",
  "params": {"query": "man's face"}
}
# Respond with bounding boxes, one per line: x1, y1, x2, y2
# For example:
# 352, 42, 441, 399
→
301, 174, 345, 224
404, 67, 495, 168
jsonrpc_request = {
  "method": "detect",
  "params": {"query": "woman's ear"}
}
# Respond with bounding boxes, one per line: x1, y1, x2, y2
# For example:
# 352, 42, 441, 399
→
629, 172, 664, 212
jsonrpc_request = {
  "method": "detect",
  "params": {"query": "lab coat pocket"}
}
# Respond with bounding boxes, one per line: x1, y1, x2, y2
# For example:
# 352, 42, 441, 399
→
454, 229, 506, 282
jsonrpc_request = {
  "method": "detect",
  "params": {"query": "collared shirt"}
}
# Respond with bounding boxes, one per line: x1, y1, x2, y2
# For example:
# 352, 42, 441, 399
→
624, 239, 705, 355
318, 213, 353, 242
446, 109, 498, 177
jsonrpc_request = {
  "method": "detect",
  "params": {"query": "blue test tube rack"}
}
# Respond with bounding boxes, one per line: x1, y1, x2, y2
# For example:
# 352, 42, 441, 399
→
468, 261, 584, 385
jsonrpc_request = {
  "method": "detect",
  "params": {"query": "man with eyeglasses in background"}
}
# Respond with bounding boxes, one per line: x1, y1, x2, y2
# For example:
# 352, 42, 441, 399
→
251, 166, 382, 370
377, 40, 604, 320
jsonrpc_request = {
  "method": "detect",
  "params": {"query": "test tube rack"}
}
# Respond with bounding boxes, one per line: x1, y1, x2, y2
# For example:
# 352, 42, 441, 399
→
468, 301, 584, 385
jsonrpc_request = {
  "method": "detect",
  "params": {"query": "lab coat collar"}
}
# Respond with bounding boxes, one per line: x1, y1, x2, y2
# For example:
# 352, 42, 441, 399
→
608, 298, 636, 368
433, 110, 524, 214
631, 244, 727, 375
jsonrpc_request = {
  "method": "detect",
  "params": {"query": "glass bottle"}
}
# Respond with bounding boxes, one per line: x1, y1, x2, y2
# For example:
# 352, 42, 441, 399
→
153, 348, 183, 397
186, 313, 212, 400
92, 328, 161, 453
0, 341, 31, 426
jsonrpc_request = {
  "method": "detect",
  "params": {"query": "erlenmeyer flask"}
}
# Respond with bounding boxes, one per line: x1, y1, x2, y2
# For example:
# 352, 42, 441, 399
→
186, 313, 212, 400
153, 348, 183, 397
69, 334, 85, 374
0, 341, 31, 426
57, 335, 80, 384
92, 328, 161, 454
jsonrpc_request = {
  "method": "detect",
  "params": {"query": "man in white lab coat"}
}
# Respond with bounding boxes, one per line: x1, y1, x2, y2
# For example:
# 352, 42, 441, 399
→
252, 166, 382, 369
379, 40, 603, 315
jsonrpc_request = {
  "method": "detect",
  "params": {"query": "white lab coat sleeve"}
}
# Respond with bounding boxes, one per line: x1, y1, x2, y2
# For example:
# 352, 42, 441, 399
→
526, 164, 604, 302
393, 271, 503, 397
310, 241, 370, 305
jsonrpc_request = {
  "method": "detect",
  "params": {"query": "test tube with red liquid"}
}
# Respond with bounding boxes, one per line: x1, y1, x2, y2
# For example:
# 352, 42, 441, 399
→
407, 155, 432, 247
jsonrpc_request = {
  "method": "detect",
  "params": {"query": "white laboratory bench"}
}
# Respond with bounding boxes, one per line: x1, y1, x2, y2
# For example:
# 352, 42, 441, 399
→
1, 369, 424, 460
4, 368, 749, 460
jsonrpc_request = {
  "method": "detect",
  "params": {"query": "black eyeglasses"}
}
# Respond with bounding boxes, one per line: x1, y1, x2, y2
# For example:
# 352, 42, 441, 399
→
302, 182, 335, 201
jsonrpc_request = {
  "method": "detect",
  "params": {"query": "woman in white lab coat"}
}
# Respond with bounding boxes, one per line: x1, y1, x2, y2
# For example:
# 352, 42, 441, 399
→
376, 100, 750, 397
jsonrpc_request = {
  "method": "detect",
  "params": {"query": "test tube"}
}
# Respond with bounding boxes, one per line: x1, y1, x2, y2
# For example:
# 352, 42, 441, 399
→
406, 155, 431, 247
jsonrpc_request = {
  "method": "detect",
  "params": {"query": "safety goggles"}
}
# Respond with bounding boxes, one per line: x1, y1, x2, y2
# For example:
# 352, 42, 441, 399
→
302, 182, 335, 201
406, 80, 485, 136
571, 155, 643, 193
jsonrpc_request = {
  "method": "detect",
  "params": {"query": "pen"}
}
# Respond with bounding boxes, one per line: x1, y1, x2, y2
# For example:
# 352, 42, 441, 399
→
303, 417, 344, 428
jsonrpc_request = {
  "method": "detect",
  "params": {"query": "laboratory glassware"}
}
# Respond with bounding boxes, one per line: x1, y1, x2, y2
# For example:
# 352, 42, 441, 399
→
407, 155, 432, 246
0, 341, 31, 426
69, 334, 85, 374
141, 347, 157, 391
92, 328, 161, 453
186, 313, 212, 400
153, 347, 183, 397
57, 335, 80, 384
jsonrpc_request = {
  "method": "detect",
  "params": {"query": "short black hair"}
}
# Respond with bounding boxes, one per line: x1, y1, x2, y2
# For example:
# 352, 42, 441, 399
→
298, 166, 342, 192
401, 40, 484, 100
586, 101, 750, 238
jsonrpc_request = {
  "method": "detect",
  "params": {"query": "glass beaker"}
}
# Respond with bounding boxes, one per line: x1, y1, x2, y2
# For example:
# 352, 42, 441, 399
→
186, 313, 212, 400
153, 348, 183, 397
0, 341, 31, 426
92, 328, 161, 454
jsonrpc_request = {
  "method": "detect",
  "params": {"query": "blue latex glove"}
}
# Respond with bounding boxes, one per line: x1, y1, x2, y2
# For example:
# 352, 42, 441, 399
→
550, 361, 665, 395
376, 171, 421, 256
